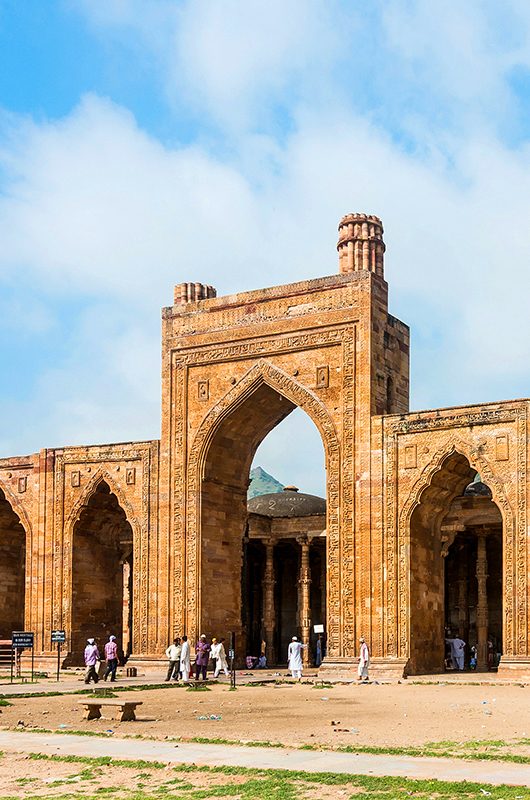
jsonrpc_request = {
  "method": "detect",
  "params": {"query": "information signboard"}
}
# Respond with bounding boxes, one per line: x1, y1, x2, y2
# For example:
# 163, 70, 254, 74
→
12, 631, 34, 649
51, 630, 66, 644
10, 631, 35, 684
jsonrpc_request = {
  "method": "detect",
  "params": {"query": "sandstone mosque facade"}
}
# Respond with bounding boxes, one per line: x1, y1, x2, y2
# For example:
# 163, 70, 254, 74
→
1, 214, 527, 677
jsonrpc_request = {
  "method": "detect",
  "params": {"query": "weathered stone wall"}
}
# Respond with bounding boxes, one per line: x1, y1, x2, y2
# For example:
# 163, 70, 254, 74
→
0, 441, 159, 665
371, 399, 530, 676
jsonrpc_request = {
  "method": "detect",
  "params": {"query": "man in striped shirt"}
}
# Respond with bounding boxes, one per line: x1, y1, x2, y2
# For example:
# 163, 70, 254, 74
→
103, 635, 119, 682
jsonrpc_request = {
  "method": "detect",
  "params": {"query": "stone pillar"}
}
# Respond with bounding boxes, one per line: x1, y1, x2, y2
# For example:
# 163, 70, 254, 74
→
457, 549, 468, 641
475, 530, 489, 671
263, 539, 276, 664
320, 547, 327, 625
122, 559, 131, 658
262, 539, 276, 665
297, 536, 312, 666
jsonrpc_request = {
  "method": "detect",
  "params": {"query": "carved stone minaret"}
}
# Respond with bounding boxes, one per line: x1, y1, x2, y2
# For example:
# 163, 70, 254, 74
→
174, 282, 217, 305
337, 213, 385, 277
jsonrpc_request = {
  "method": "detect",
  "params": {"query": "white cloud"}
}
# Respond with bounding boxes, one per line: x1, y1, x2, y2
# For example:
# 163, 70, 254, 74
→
3, 1, 530, 483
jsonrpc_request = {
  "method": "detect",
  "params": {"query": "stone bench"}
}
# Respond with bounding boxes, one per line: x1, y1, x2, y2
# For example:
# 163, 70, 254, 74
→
79, 698, 143, 722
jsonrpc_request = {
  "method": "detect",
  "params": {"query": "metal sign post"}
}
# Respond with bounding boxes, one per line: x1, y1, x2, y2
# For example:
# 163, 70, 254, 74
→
51, 630, 66, 682
11, 632, 35, 683
229, 631, 236, 689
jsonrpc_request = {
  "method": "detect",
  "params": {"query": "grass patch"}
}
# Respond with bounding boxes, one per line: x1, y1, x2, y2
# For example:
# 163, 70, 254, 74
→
189, 736, 285, 748
185, 683, 211, 691
0, 681, 197, 701
11, 751, 530, 799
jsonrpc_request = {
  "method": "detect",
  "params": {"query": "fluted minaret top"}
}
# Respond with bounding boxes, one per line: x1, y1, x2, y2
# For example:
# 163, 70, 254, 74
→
337, 213, 385, 277
174, 282, 217, 305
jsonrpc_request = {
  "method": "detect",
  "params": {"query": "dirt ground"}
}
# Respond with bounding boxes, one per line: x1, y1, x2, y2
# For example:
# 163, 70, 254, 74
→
1, 680, 529, 749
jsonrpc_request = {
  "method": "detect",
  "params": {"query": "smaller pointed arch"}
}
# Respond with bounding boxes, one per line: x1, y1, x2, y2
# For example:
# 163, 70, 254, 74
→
0, 480, 28, 637
397, 439, 510, 675
65, 470, 138, 665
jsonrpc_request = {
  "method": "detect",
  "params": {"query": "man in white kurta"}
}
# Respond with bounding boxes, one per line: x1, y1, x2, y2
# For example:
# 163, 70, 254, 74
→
357, 637, 370, 681
180, 635, 191, 681
287, 636, 307, 679
213, 638, 230, 677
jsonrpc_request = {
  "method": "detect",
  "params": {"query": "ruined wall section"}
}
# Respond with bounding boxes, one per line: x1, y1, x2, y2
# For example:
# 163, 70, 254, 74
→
0, 440, 159, 663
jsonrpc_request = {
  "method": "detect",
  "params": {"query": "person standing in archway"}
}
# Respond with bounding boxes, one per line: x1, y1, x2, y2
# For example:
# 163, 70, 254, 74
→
445, 635, 466, 670
288, 636, 307, 680
84, 638, 100, 684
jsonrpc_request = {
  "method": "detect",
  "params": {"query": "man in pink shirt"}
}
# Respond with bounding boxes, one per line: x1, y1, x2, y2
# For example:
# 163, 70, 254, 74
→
103, 635, 119, 682
84, 638, 100, 684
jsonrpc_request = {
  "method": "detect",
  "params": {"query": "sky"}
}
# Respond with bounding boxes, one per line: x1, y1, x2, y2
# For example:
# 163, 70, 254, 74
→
2, 1, 530, 496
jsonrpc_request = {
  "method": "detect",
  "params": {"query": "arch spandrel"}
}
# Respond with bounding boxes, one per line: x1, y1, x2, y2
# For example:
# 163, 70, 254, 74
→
394, 436, 518, 662
183, 358, 342, 652
0, 479, 32, 538
64, 469, 140, 537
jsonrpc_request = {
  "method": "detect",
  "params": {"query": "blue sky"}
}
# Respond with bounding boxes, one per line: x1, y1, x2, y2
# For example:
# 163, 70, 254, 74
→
2, 1, 530, 495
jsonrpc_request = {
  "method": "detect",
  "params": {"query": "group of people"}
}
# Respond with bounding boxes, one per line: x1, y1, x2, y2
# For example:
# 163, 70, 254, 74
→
445, 632, 500, 671
165, 634, 230, 682
83, 635, 119, 684
85, 630, 370, 684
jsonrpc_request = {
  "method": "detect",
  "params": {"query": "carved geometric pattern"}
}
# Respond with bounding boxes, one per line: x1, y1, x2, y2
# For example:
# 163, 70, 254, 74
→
197, 380, 209, 401
496, 434, 509, 461
404, 444, 417, 469
316, 366, 329, 388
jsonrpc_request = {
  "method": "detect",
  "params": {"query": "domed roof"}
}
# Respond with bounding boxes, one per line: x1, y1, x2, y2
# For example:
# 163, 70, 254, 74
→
464, 480, 492, 497
247, 486, 326, 518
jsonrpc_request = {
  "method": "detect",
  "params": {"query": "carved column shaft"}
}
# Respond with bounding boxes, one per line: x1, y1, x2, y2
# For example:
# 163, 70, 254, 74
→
262, 540, 276, 664
476, 532, 489, 671
297, 536, 312, 666
122, 559, 131, 657
457, 550, 468, 641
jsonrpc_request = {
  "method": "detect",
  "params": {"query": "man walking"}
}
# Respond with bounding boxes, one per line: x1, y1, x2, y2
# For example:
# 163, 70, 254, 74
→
195, 634, 210, 681
165, 637, 182, 681
357, 636, 370, 681
84, 638, 100, 684
103, 634, 119, 682
213, 638, 230, 678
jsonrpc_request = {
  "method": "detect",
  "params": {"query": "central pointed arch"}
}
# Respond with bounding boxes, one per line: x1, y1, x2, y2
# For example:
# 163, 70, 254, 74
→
184, 360, 341, 650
